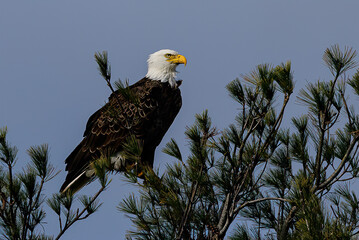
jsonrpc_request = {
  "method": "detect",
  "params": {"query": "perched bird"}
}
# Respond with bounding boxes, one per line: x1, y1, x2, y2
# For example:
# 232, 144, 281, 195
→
60, 49, 187, 193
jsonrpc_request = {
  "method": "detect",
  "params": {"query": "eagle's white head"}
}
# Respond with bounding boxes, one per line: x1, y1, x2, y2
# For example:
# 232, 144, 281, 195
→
145, 49, 187, 88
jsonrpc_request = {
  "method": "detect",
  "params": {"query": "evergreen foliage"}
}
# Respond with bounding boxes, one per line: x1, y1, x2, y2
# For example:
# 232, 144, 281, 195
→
0, 127, 108, 240
0, 127, 55, 239
119, 45, 359, 239
3, 45, 359, 239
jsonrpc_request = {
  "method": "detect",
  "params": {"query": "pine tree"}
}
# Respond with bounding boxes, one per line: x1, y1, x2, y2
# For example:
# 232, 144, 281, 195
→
0, 127, 107, 240
119, 45, 359, 239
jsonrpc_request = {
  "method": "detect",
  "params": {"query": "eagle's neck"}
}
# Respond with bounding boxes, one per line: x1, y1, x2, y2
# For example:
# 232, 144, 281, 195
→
145, 65, 177, 88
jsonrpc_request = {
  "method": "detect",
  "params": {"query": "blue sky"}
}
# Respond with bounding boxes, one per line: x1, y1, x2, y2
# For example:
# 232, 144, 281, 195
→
1, 1, 359, 239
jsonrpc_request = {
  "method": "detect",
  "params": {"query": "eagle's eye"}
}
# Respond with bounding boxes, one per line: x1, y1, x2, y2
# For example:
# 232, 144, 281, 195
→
165, 53, 173, 58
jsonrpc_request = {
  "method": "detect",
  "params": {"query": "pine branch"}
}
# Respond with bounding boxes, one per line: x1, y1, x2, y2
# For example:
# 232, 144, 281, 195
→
234, 197, 289, 215
176, 164, 204, 240
316, 135, 359, 191
278, 206, 297, 240
94, 51, 132, 130
340, 90, 353, 126
54, 185, 106, 240
175, 111, 214, 240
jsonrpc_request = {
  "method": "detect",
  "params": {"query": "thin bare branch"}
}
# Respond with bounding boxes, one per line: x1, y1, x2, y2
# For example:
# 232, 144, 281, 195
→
316, 136, 359, 191
234, 197, 289, 215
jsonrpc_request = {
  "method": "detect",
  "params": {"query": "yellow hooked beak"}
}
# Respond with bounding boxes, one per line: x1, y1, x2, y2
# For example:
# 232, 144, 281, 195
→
167, 54, 187, 66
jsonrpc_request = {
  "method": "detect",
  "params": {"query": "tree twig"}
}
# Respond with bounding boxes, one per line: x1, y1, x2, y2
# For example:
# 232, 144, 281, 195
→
54, 185, 106, 240
233, 197, 289, 215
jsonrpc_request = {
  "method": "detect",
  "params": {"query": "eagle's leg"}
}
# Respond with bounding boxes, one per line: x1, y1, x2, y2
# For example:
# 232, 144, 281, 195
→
111, 152, 127, 171
110, 151, 145, 178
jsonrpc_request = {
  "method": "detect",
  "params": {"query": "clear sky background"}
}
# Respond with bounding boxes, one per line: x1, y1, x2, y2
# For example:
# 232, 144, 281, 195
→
1, 1, 359, 239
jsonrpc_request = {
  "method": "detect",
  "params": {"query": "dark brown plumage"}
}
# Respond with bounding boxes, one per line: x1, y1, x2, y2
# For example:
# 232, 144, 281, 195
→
60, 77, 182, 193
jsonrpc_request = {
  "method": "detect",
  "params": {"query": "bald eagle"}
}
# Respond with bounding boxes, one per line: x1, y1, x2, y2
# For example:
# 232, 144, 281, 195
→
60, 49, 187, 193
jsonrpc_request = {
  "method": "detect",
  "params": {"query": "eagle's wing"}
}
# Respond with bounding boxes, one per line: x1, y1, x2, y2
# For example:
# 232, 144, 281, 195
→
60, 78, 181, 193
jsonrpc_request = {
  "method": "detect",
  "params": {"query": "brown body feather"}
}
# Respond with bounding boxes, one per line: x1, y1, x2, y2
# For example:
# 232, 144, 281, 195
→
60, 78, 182, 192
